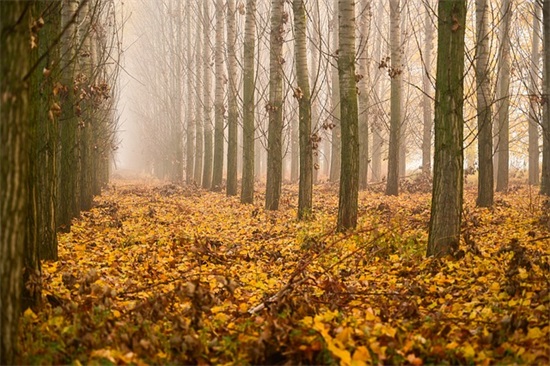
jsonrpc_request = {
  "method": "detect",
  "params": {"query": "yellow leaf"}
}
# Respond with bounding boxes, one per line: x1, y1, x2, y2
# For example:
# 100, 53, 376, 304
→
461, 343, 475, 359
336, 327, 353, 344
406, 353, 423, 366
24, 308, 38, 322
352, 346, 371, 363
527, 327, 543, 340
112, 309, 121, 318
446, 341, 459, 350
365, 308, 377, 321
489, 282, 500, 292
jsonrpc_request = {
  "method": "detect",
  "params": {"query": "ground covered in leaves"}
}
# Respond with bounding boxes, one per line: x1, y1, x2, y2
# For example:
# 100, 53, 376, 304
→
18, 179, 550, 365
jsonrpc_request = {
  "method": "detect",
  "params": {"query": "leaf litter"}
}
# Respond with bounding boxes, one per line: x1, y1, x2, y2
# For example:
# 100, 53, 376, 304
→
18, 181, 549, 365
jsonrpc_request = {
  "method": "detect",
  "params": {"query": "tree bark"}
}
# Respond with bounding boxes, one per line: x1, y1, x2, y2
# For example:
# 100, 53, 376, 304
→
226, 0, 239, 196
212, 0, 225, 191
528, 2, 541, 186
265, 0, 286, 210
241, 0, 257, 204
194, 4, 203, 186
495, 0, 511, 192
294, 0, 313, 219
329, 0, 341, 182
475, 0, 494, 207
337, 0, 359, 231
386, 0, 402, 196
542, 0, 550, 196
422, 1, 434, 175
1, 3, 30, 363
427, 0, 466, 257
186, 2, 195, 185
202, 0, 213, 189
358, 0, 371, 190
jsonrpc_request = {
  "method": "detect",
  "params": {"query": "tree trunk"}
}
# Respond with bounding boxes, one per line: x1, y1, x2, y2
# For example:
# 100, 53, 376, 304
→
309, 1, 321, 184
386, 0, 402, 196
329, 0, 341, 182
337, 0, 359, 231
495, 0, 512, 192
1, 3, 30, 363
58, 0, 81, 231
542, 0, 550, 196
370, 1, 384, 183
290, 116, 299, 182
294, 0, 313, 219
212, 0, 225, 191
358, 0, 371, 190
427, 0, 466, 257
265, 0, 286, 210
194, 5, 203, 186
226, 0, 239, 196
202, 0, 213, 189
241, 0, 257, 204
475, 0, 494, 207
422, 1, 434, 175
186, 2, 195, 185
529, 2, 542, 186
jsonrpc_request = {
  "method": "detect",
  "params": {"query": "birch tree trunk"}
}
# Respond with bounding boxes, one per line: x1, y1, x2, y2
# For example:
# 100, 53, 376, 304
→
358, 0, 371, 189
386, 0, 402, 196
329, 0, 341, 182
294, 0, 313, 219
226, 0, 239, 196
241, 0, 257, 204
265, 0, 286, 210
337, 0, 359, 231
194, 5, 204, 186
476, 0, 494, 207
212, 0, 225, 191
186, 2, 195, 184
427, 0, 466, 257
371, 1, 384, 182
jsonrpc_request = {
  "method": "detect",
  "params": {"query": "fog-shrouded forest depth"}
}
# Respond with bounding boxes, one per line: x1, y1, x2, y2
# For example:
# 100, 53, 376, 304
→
1, 0, 550, 364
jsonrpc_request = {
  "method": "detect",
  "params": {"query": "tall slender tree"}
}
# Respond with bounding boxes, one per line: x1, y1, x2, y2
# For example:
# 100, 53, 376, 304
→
294, 0, 313, 219
226, 0, 239, 196
265, 0, 286, 210
358, 0, 371, 190
241, 0, 257, 204
422, 1, 434, 175
337, 0, 359, 231
186, 2, 195, 184
212, 0, 225, 191
542, 0, 550, 196
194, 4, 204, 186
202, 0, 213, 189
427, 0, 467, 257
528, 2, 541, 185
329, 0, 341, 182
476, 0, 494, 207
386, 0, 402, 196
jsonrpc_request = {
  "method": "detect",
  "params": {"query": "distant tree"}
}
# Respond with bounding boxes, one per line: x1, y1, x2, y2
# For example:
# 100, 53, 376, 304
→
422, 1, 434, 175
329, 0, 341, 182
212, 0, 226, 191
186, 2, 195, 185
358, 0, 371, 190
241, 0, 257, 204
495, 0, 512, 192
476, 0, 494, 207
337, 0, 359, 231
528, 2, 541, 185
265, 0, 286, 210
1, 2, 31, 363
202, 0, 213, 189
542, 0, 550, 196
226, 0, 239, 196
386, 0, 402, 196
427, 0, 466, 257
294, 0, 313, 219
194, 3, 204, 186
370, 1, 385, 183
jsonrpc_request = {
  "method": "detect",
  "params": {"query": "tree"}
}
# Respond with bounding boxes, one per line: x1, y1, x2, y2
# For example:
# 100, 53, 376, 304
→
294, 0, 313, 219
386, 0, 403, 196
475, 0, 494, 207
495, 0, 512, 192
226, 0, 239, 196
422, 1, 434, 175
337, 0, 359, 231
542, 0, 550, 196
194, 4, 204, 186
212, 0, 225, 191
241, 0, 257, 204
427, 0, 466, 257
1, 2, 30, 363
528, 2, 541, 185
186, 2, 195, 185
265, 0, 286, 210
329, 0, 341, 182
358, 0, 371, 190
202, 0, 213, 189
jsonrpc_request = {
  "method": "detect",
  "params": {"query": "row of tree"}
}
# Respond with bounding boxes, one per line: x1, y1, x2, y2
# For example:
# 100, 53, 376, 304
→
1, 1, 121, 363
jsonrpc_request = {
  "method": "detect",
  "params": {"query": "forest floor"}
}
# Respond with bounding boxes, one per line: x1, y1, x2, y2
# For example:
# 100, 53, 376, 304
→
18, 177, 550, 365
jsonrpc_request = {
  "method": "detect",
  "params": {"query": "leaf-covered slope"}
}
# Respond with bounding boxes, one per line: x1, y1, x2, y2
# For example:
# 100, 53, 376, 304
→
19, 182, 549, 365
